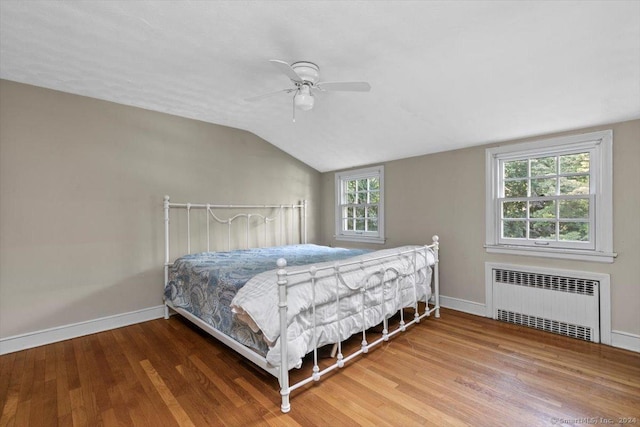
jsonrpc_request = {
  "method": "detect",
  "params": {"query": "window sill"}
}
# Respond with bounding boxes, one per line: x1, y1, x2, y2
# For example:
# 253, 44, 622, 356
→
485, 244, 617, 263
335, 235, 386, 245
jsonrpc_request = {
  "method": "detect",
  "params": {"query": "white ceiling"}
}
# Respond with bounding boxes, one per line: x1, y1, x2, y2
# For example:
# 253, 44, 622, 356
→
1, 1, 639, 172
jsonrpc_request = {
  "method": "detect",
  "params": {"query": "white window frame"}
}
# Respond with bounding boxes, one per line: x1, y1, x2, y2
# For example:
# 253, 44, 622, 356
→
335, 165, 385, 244
485, 130, 615, 263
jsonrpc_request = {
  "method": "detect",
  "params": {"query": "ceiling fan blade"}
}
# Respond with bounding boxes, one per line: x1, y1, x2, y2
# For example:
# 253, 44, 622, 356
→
244, 88, 294, 102
269, 59, 303, 83
315, 81, 371, 92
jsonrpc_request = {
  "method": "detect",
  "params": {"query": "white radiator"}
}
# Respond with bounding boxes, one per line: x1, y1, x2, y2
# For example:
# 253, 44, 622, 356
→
491, 267, 600, 342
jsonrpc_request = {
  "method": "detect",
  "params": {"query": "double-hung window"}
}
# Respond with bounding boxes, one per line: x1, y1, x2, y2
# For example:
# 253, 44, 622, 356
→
486, 130, 614, 262
335, 165, 385, 244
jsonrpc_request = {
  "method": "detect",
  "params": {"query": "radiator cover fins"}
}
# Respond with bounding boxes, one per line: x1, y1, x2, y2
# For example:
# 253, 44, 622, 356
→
497, 309, 592, 341
494, 269, 597, 295
492, 268, 600, 343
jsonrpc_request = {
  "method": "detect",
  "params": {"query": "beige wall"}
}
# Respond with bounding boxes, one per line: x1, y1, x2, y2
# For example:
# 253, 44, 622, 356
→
0, 80, 321, 338
320, 119, 640, 337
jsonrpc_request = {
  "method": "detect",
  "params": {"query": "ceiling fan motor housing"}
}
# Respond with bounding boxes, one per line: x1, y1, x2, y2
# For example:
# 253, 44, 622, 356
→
291, 62, 320, 85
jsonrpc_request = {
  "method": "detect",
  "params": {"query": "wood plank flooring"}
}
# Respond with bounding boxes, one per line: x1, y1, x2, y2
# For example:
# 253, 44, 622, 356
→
1, 308, 639, 426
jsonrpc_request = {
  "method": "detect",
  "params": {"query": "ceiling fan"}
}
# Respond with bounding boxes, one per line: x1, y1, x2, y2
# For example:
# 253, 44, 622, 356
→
245, 60, 371, 121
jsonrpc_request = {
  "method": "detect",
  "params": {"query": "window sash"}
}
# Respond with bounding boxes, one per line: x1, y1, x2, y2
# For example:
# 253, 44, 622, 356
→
340, 203, 380, 235
497, 194, 595, 249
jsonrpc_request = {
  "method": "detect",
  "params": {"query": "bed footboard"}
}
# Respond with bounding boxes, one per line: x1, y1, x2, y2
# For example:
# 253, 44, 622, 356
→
276, 236, 440, 413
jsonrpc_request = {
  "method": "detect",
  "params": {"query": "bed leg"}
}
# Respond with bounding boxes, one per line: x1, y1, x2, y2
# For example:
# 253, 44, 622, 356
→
164, 304, 170, 320
330, 342, 338, 358
280, 389, 291, 413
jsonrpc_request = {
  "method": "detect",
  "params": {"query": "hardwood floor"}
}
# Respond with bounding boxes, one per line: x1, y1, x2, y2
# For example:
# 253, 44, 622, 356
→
1, 308, 639, 426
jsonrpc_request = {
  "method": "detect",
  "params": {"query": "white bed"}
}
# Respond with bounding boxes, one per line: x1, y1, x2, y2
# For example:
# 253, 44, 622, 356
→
163, 196, 440, 413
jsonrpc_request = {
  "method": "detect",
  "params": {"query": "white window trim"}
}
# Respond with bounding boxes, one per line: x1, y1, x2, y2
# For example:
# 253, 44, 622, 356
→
335, 165, 385, 244
485, 130, 616, 263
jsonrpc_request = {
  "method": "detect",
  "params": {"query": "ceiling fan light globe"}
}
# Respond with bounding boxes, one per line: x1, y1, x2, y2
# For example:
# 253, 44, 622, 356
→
294, 93, 314, 111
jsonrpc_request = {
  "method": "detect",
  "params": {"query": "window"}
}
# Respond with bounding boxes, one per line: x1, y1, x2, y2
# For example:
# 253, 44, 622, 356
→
486, 130, 615, 263
335, 165, 385, 244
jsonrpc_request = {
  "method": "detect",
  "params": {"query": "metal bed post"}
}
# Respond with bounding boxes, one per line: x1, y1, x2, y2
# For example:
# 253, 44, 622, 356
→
432, 235, 440, 318
276, 258, 291, 413
302, 200, 308, 244
163, 195, 171, 319
206, 204, 211, 252
186, 203, 191, 254
309, 266, 320, 381
290, 205, 294, 245
334, 263, 344, 368
247, 214, 251, 249
360, 275, 369, 353
264, 216, 268, 247
412, 249, 420, 324
279, 205, 284, 246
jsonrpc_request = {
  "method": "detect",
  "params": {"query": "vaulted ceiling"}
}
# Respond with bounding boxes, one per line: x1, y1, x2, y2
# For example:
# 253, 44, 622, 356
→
1, 1, 639, 172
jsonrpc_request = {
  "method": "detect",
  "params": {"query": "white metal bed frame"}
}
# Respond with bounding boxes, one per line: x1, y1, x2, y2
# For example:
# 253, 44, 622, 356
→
163, 195, 440, 413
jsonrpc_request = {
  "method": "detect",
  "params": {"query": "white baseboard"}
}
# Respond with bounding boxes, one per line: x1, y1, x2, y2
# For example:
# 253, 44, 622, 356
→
439, 295, 486, 317
611, 330, 640, 353
0, 305, 166, 355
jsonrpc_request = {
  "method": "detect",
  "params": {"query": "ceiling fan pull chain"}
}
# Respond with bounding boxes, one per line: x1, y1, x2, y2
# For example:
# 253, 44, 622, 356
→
292, 92, 296, 123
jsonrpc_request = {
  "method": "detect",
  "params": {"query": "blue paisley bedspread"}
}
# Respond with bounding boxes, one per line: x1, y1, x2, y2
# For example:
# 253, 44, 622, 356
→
164, 244, 370, 356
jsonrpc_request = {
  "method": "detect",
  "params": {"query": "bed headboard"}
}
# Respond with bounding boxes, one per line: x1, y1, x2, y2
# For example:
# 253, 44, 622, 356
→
163, 195, 307, 266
